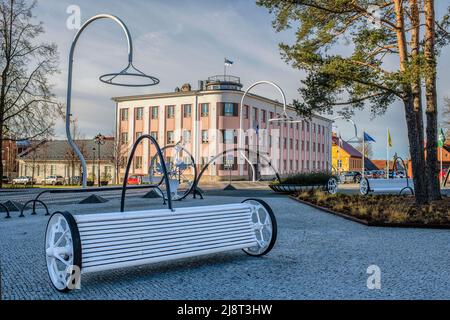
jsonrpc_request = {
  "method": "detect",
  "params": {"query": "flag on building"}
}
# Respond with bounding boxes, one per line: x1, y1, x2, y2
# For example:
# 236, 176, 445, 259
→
387, 129, 392, 147
364, 132, 376, 142
224, 58, 234, 66
438, 128, 446, 147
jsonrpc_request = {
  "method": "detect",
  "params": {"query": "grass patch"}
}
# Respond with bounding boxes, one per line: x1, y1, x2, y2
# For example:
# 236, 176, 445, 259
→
296, 189, 450, 225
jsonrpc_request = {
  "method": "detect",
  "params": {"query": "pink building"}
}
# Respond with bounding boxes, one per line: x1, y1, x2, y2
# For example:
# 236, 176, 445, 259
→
113, 76, 333, 181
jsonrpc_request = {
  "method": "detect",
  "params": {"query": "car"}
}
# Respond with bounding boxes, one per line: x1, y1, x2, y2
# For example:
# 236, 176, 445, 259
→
340, 171, 362, 184
41, 175, 65, 185
127, 175, 141, 185
2, 176, 9, 184
65, 176, 82, 185
12, 176, 36, 185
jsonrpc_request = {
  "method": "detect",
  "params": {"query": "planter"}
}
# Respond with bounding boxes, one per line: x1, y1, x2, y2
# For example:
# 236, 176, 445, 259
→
289, 196, 450, 230
269, 184, 327, 194
87, 181, 95, 187
100, 181, 109, 186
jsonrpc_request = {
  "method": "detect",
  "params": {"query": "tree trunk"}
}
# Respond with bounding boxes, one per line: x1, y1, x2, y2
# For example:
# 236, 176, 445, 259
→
424, 0, 441, 200
394, 0, 428, 204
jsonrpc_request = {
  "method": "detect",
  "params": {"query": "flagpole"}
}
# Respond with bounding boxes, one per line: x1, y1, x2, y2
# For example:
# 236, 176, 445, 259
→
440, 145, 443, 185
224, 57, 226, 78
362, 131, 365, 179
386, 128, 389, 180
338, 133, 341, 176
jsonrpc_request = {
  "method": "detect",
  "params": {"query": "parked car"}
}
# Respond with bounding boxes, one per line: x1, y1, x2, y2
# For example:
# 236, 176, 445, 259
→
41, 175, 65, 185
2, 176, 9, 184
12, 176, 36, 185
65, 176, 82, 185
127, 175, 142, 185
340, 171, 362, 184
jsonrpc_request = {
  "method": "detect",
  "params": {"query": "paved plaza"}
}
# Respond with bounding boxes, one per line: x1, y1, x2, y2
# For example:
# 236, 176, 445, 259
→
1, 187, 450, 300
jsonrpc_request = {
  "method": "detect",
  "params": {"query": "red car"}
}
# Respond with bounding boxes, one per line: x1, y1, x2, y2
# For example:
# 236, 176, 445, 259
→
127, 175, 141, 185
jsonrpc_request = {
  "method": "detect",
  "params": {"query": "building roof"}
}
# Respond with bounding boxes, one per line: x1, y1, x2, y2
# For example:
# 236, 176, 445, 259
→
372, 159, 406, 171
19, 139, 115, 161
364, 158, 378, 171
332, 135, 362, 158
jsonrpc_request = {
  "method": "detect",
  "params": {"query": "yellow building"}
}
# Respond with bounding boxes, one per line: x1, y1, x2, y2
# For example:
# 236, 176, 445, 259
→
331, 135, 363, 172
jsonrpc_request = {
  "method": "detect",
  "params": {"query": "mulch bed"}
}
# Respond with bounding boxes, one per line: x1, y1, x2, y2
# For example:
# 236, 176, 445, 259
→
289, 191, 450, 230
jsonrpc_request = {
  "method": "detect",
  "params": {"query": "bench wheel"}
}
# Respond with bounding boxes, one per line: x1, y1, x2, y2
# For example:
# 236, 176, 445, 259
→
45, 212, 81, 292
360, 178, 370, 195
242, 199, 277, 257
327, 178, 338, 195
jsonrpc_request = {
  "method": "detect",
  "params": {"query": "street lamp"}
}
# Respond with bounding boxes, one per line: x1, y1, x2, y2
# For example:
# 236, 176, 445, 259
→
92, 146, 96, 186
65, 14, 159, 188
94, 133, 106, 187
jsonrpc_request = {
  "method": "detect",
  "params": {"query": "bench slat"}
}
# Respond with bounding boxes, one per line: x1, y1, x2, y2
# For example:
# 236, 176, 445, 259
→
82, 235, 256, 264
77, 211, 251, 232
82, 242, 257, 274
83, 228, 254, 253
81, 225, 253, 248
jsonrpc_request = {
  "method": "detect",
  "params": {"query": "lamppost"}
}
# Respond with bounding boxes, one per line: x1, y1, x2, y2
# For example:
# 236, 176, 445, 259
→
94, 133, 106, 187
65, 14, 159, 188
92, 146, 96, 186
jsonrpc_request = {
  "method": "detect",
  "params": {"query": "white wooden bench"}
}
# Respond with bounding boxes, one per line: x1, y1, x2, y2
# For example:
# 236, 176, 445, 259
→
44, 199, 277, 292
359, 178, 414, 195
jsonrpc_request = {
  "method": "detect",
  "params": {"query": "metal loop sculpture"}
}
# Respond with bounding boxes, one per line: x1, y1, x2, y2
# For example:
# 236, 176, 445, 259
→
66, 14, 159, 188
121, 134, 173, 212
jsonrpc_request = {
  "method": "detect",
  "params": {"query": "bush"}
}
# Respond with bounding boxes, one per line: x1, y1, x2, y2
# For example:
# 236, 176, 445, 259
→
272, 172, 337, 186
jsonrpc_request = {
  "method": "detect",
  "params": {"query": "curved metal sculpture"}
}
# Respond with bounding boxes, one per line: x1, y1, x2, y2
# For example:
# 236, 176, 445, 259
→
332, 116, 359, 144
121, 134, 173, 212
195, 147, 281, 190
148, 142, 198, 201
66, 14, 159, 188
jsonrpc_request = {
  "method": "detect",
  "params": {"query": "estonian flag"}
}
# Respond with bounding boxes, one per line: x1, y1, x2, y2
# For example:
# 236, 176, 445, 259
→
364, 132, 376, 142
224, 58, 234, 66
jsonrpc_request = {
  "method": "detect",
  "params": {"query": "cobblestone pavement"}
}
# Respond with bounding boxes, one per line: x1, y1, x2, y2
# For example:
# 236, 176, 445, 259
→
1, 190, 449, 300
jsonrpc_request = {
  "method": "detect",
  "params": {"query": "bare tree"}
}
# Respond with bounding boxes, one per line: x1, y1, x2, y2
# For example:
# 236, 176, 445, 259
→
112, 132, 128, 185
356, 142, 374, 159
0, 0, 60, 188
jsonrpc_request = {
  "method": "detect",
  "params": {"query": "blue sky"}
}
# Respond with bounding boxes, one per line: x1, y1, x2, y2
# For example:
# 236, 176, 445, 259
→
34, 0, 450, 160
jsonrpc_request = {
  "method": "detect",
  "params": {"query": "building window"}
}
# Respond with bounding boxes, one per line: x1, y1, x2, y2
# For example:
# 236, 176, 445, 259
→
295, 140, 299, 150
135, 107, 144, 120
183, 104, 192, 118
290, 160, 293, 171
150, 131, 158, 142
290, 138, 293, 150
283, 138, 287, 149
200, 103, 209, 117
269, 135, 272, 148
262, 110, 266, 122
222, 130, 235, 144
307, 141, 310, 151
121, 132, 128, 144
307, 122, 310, 132
135, 132, 142, 140
121, 156, 127, 168
167, 131, 175, 144
224, 103, 235, 116
253, 108, 258, 121
135, 156, 143, 169
283, 160, 287, 171
245, 106, 249, 119
202, 130, 209, 143
166, 105, 175, 119
302, 141, 305, 151
183, 130, 191, 143
120, 108, 128, 121
151, 106, 158, 119
50, 165, 56, 175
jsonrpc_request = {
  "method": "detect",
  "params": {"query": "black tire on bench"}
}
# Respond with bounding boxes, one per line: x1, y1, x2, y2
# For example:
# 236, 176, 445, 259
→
241, 198, 277, 257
